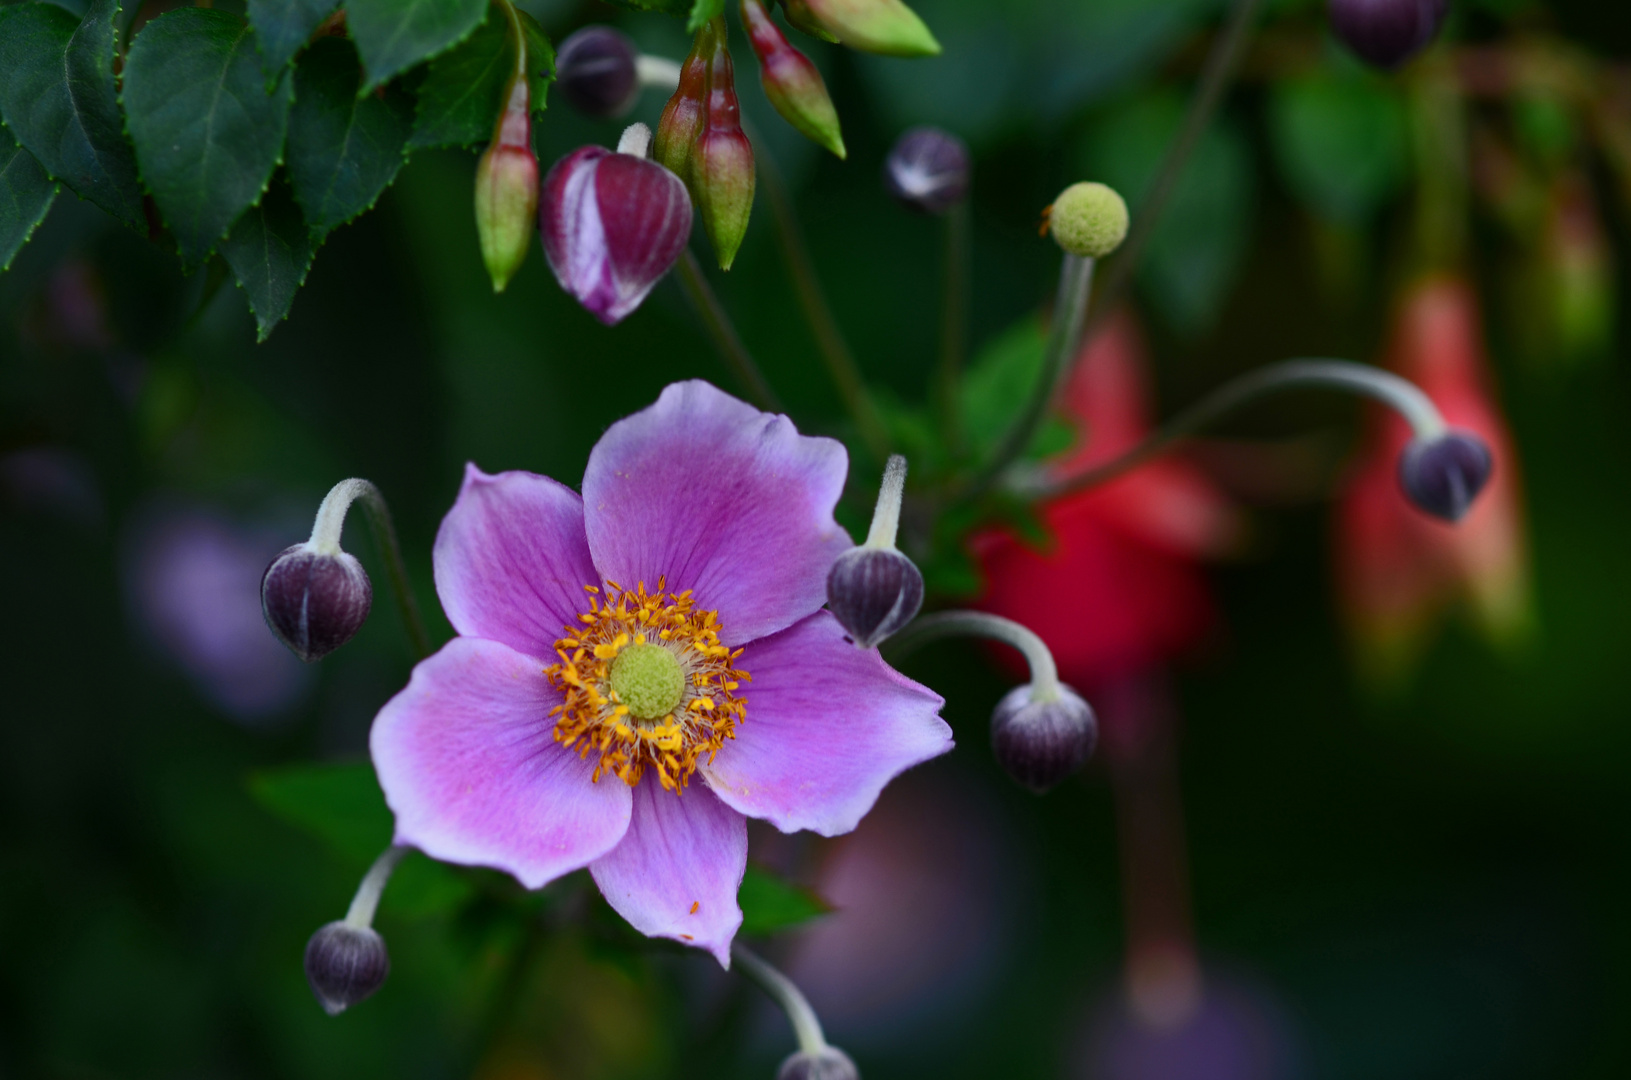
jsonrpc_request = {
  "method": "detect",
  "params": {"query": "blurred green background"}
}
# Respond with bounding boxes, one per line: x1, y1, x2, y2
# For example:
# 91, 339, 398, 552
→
4, 0, 1631, 1076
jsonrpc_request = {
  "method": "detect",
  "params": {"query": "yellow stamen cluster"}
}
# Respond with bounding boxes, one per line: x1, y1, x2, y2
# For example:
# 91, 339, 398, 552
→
545, 579, 749, 792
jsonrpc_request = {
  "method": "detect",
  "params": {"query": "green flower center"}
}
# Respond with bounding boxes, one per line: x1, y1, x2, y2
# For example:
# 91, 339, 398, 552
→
608, 643, 686, 721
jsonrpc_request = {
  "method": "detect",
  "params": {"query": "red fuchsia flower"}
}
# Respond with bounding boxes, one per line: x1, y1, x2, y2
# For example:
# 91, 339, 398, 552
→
540, 129, 692, 326
969, 312, 1241, 689
370, 382, 952, 964
1335, 275, 1532, 681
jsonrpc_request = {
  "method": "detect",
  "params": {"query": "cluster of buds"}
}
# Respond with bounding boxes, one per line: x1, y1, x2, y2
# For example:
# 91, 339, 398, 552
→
473, 70, 540, 293
656, 17, 756, 270
740, 0, 845, 159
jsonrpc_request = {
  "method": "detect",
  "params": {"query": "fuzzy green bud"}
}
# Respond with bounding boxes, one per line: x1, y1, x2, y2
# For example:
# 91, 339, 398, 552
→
1046, 181, 1128, 259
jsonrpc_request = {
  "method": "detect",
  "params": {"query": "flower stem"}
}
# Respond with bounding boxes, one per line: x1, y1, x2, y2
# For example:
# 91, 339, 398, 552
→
731, 943, 827, 1055
308, 478, 432, 661
754, 137, 893, 461
959, 253, 1095, 503
864, 454, 909, 550
886, 610, 1062, 700
937, 200, 971, 455
1029, 359, 1448, 500
343, 844, 409, 929
675, 248, 783, 413
1082, 0, 1265, 333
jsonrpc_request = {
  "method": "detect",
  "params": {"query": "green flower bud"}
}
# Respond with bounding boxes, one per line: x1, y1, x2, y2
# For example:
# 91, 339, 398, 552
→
474, 77, 540, 292
1045, 181, 1128, 259
742, 0, 845, 159
783, 0, 939, 57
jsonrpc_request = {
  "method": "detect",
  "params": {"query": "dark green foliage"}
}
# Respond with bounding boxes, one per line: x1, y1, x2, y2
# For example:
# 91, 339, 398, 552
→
344, 0, 488, 93
0, 122, 56, 271
687, 0, 726, 30
600, 0, 693, 16
287, 39, 413, 240
244, 0, 340, 87
408, 4, 555, 151
1269, 73, 1409, 225
738, 865, 831, 936
0, 0, 145, 230
219, 177, 314, 340
123, 9, 294, 266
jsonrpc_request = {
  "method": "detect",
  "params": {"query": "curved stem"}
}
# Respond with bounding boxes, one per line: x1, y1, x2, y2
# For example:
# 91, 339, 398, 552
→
674, 248, 783, 412
936, 200, 971, 455
1083, 0, 1266, 333
886, 610, 1061, 700
343, 844, 409, 929
731, 943, 827, 1055
961, 253, 1095, 503
308, 478, 432, 661
753, 132, 892, 461
1029, 359, 1447, 500
864, 454, 909, 550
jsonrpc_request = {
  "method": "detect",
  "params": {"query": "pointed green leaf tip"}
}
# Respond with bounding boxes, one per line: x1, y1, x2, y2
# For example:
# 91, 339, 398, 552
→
1046, 181, 1128, 259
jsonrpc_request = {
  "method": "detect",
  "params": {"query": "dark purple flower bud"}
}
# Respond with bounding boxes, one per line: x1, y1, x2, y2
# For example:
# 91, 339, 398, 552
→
261, 543, 372, 662
1397, 429, 1493, 523
541, 138, 694, 326
826, 546, 924, 649
778, 1046, 860, 1080
304, 921, 389, 1016
990, 683, 1097, 793
1328, 0, 1450, 70
557, 26, 642, 119
883, 126, 969, 215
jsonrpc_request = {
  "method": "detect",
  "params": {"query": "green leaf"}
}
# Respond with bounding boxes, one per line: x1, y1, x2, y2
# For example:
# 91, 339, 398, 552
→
247, 759, 475, 919
0, 0, 145, 229
287, 38, 412, 238
960, 316, 1047, 458
1268, 75, 1407, 225
219, 178, 313, 340
738, 865, 830, 936
1, 122, 57, 272
123, 9, 294, 265
599, 0, 691, 15
408, 4, 554, 151
687, 0, 725, 31
344, 0, 488, 93
245, 0, 339, 87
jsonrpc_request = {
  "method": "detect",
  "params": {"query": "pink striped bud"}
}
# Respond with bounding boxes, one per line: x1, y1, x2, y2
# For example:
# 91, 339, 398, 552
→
741, 0, 845, 159
540, 129, 693, 326
781, 0, 939, 57
473, 76, 539, 293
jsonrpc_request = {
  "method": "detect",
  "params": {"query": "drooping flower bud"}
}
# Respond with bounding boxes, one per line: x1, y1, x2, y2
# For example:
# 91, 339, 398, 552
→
1397, 429, 1493, 523
990, 683, 1098, 793
883, 126, 969, 215
556, 25, 642, 119
827, 547, 924, 649
741, 0, 845, 159
474, 75, 540, 293
1328, 0, 1450, 70
540, 126, 694, 326
1045, 181, 1128, 259
304, 921, 390, 1016
655, 33, 710, 182
261, 542, 373, 662
691, 18, 756, 270
778, 1046, 860, 1080
781, 0, 939, 57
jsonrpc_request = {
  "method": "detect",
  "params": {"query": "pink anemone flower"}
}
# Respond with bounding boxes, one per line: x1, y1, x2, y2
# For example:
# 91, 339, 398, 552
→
370, 381, 953, 965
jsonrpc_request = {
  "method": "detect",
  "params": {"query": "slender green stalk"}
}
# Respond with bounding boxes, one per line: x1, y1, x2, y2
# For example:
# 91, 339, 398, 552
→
1027, 359, 1448, 500
343, 844, 409, 928
1082, 0, 1267, 332
674, 248, 783, 413
754, 139, 892, 460
937, 200, 971, 454
731, 943, 828, 1055
309, 478, 432, 661
885, 610, 1062, 701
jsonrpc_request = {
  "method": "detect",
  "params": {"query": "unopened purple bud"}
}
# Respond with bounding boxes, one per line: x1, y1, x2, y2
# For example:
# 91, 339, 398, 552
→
990, 683, 1097, 793
304, 921, 389, 1016
883, 126, 969, 215
557, 26, 641, 119
778, 1046, 859, 1080
826, 547, 924, 649
261, 543, 372, 662
540, 141, 694, 326
1328, 0, 1450, 70
1397, 429, 1492, 523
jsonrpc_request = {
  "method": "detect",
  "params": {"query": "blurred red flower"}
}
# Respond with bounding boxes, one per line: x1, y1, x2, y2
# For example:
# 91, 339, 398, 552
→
1334, 275, 1533, 682
969, 311, 1240, 689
